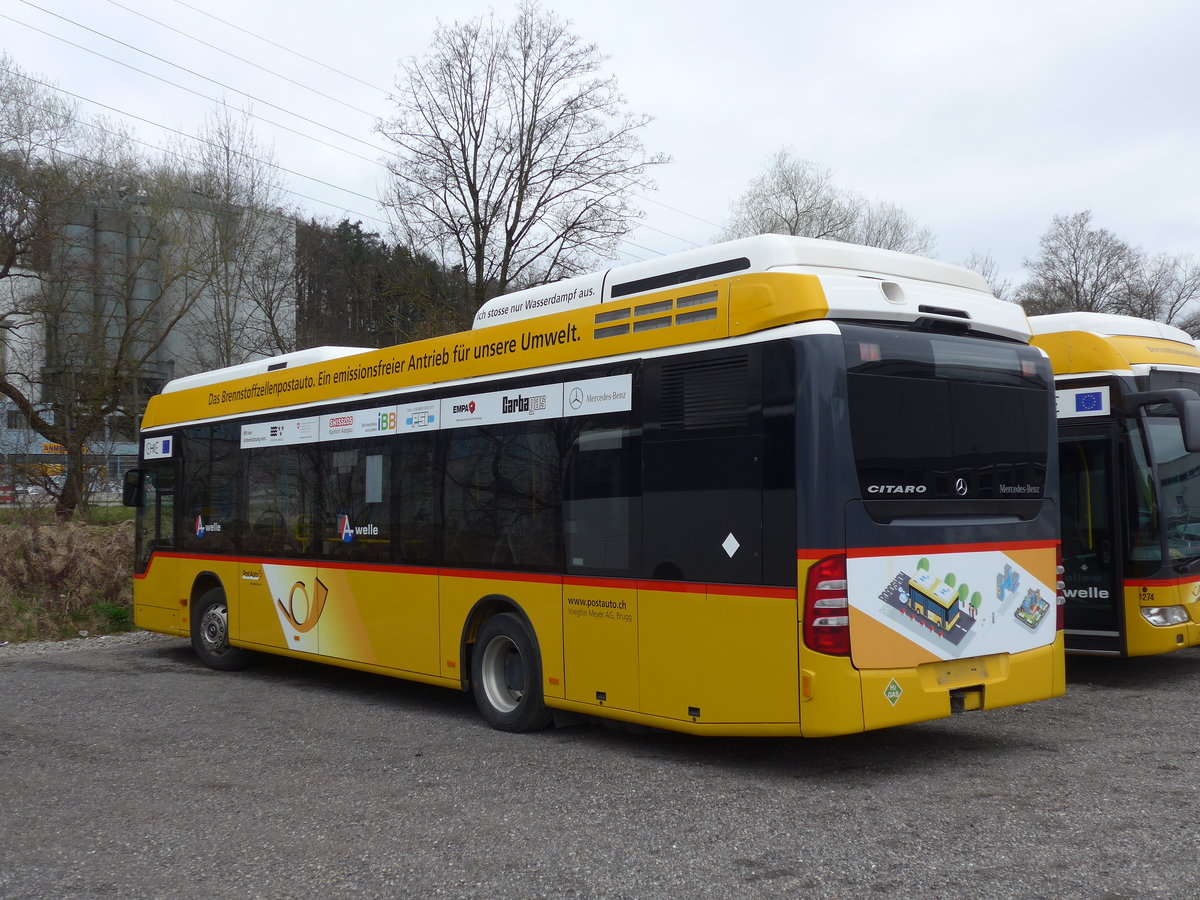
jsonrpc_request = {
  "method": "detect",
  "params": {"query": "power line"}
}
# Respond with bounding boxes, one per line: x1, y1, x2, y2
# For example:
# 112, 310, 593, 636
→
146, 1, 710, 251
4, 6, 694, 262
2, 64, 392, 230
13, 1, 389, 157
100, 0, 380, 121
167, 0, 392, 98
1, 9, 386, 178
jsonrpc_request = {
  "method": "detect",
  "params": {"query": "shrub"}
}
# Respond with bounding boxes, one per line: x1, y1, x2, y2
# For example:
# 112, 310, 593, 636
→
0, 520, 134, 642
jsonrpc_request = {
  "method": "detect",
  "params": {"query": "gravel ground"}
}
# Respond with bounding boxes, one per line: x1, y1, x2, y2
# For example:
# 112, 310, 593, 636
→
3, 633, 1200, 899
0, 629, 171, 657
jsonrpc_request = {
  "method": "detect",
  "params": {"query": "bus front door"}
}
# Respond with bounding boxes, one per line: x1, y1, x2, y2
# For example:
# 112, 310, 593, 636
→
1059, 427, 1123, 653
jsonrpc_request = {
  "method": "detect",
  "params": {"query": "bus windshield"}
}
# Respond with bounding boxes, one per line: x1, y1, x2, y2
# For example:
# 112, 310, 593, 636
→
1142, 412, 1200, 570
1141, 371, 1200, 570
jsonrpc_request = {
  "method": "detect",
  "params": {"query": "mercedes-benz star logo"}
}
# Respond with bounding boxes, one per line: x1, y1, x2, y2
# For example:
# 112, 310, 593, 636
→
955, 477, 969, 496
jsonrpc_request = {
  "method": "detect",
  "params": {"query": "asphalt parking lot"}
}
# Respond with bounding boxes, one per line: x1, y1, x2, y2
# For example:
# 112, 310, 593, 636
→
2, 634, 1198, 899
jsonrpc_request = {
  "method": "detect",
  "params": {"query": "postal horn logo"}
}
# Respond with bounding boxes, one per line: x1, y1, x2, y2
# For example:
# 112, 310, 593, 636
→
277, 578, 329, 634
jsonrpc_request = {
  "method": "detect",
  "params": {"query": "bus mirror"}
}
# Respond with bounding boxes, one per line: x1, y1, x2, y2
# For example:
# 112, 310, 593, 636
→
1182, 399, 1200, 453
122, 469, 144, 507
1125, 388, 1200, 453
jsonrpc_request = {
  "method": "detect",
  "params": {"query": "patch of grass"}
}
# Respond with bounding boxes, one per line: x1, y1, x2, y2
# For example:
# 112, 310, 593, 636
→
0, 520, 134, 642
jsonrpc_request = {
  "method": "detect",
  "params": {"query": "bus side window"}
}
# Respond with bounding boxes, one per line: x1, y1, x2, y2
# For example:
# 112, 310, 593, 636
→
396, 433, 440, 564
244, 447, 317, 557
444, 423, 561, 570
320, 442, 392, 561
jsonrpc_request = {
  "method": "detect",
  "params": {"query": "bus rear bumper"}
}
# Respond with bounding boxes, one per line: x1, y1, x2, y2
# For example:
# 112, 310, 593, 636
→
801, 634, 1065, 737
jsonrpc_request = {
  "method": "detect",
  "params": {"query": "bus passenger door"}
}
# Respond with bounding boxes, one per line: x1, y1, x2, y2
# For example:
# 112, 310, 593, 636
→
561, 423, 642, 712
1059, 426, 1122, 653
237, 446, 320, 654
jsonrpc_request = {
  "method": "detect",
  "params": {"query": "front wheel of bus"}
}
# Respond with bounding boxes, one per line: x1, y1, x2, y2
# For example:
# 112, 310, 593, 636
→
471, 613, 552, 732
192, 588, 251, 671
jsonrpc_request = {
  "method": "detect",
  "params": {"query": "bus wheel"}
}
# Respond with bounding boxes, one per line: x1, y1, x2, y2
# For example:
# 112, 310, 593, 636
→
471, 612, 552, 732
192, 588, 251, 671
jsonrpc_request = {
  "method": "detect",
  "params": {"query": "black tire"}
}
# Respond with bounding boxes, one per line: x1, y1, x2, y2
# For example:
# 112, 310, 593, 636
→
470, 612, 552, 732
191, 587, 251, 671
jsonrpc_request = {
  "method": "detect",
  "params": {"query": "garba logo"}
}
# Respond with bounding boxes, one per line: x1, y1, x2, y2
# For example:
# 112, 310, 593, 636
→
867, 484, 927, 494
502, 393, 548, 415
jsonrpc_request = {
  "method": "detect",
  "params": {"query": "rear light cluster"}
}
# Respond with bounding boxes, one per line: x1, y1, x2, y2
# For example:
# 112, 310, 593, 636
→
803, 555, 850, 656
1055, 545, 1066, 631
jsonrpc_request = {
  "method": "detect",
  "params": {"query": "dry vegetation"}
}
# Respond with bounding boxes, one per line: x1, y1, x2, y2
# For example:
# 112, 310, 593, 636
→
0, 515, 134, 642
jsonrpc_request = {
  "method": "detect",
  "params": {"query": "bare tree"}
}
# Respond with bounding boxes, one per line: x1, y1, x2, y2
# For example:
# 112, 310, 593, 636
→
845, 200, 936, 256
378, 1, 667, 316
961, 250, 1013, 302
0, 58, 227, 518
0, 54, 91, 302
720, 148, 936, 255
1123, 252, 1200, 331
718, 153, 856, 241
1017, 211, 1143, 316
167, 105, 297, 371
10, 169, 228, 518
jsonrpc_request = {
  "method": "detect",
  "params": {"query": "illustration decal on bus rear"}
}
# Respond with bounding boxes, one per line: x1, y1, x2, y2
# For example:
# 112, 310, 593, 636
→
848, 546, 1055, 666
1014, 588, 1051, 629
880, 557, 976, 643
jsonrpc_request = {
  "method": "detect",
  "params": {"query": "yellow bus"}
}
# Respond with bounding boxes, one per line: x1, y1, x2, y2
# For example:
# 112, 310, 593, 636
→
124, 235, 1064, 736
1031, 312, 1200, 656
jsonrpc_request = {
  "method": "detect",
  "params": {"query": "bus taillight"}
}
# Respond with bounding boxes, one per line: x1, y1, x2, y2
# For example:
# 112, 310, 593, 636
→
804, 556, 850, 656
1056, 545, 1066, 631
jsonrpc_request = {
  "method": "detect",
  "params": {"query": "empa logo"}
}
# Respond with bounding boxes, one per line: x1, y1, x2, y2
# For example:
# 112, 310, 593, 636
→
338, 515, 354, 543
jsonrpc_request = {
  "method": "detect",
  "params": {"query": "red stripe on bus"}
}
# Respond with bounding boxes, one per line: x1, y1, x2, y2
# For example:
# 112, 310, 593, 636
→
566, 576, 793, 598
1125, 575, 1200, 589
137, 552, 795, 598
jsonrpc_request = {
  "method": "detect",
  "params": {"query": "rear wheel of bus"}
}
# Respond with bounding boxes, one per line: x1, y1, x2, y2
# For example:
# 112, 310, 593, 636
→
471, 612, 552, 732
192, 587, 252, 671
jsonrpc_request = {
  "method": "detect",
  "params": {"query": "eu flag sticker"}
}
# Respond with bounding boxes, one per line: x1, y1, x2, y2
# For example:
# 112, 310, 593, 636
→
1057, 386, 1110, 419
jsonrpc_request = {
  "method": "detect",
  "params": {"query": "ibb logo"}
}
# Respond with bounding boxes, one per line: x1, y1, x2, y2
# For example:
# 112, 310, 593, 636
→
867, 484, 927, 494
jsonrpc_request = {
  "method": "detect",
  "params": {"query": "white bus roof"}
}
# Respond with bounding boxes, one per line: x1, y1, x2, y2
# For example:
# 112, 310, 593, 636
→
474, 234, 995, 330
162, 346, 374, 394
1029, 312, 1195, 345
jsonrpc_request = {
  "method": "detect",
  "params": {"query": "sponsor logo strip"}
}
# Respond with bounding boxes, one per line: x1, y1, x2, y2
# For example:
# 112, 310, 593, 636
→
239, 374, 633, 448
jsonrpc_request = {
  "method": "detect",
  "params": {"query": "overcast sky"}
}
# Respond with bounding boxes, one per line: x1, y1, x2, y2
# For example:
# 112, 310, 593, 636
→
4, 0, 1198, 292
